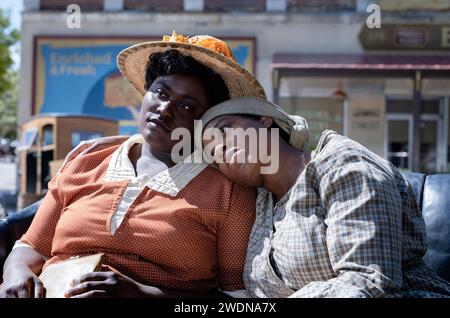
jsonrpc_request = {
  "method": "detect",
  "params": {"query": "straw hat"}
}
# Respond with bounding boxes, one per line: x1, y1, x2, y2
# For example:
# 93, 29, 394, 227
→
117, 31, 266, 99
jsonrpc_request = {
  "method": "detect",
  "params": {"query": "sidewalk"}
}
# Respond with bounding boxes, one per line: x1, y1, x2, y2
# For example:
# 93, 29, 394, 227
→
0, 159, 18, 217
0, 159, 17, 191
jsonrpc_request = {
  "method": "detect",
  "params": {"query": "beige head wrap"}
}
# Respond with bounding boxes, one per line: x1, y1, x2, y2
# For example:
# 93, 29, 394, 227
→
196, 97, 309, 151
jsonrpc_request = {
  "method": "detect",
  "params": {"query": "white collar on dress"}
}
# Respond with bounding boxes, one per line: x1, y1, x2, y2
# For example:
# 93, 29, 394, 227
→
103, 134, 208, 197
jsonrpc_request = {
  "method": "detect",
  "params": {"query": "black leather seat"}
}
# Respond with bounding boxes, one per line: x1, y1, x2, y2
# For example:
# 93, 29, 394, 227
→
0, 200, 41, 279
1, 173, 449, 283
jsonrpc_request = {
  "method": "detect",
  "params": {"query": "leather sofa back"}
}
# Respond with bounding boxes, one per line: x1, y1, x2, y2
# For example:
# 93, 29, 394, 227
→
0, 200, 40, 279
421, 174, 450, 281
403, 173, 450, 281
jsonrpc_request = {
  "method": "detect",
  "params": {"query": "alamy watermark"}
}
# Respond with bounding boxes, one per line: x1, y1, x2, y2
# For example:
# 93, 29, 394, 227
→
366, 4, 381, 29
170, 122, 281, 175
66, 4, 81, 29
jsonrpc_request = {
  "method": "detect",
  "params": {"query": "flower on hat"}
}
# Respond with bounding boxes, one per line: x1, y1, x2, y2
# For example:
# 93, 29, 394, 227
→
162, 30, 189, 43
162, 31, 234, 60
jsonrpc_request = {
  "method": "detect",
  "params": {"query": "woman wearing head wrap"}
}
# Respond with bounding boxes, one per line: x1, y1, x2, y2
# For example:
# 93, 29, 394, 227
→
199, 97, 450, 298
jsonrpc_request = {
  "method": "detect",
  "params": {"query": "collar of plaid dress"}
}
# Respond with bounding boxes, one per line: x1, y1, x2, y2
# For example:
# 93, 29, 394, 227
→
195, 96, 309, 152
117, 31, 266, 99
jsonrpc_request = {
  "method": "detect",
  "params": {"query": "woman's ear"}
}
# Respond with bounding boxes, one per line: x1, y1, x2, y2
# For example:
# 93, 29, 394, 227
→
260, 116, 273, 128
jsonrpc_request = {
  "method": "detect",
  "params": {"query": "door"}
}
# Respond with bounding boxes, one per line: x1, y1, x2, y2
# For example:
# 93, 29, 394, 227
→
385, 98, 446, 173
385, 114, 413, 172
420, 115, 442, 174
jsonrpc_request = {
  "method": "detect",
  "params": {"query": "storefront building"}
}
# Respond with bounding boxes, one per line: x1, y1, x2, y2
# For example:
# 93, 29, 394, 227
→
19, 0, 450, 173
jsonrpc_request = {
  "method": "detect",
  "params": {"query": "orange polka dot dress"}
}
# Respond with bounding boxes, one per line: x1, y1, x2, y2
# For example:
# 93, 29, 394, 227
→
20, 136, 256, 292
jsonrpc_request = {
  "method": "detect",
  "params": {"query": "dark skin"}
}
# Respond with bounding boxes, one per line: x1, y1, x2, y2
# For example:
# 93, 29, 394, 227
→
0, 74, 227, 298
130, 74, 210, 177
203, 115, 310, 201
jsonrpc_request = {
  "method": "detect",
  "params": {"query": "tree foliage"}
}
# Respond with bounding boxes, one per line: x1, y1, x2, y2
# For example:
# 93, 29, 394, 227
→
0, 9, 19, 139
0, 70, 18, 139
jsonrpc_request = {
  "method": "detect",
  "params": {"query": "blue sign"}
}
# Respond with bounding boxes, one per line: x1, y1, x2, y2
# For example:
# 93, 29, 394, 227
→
34, 37, 255, 135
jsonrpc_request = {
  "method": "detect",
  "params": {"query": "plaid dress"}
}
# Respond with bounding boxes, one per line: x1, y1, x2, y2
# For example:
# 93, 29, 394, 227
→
243, 130, 450, 298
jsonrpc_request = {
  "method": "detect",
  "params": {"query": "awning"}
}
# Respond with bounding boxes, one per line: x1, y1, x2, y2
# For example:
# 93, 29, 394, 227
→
272, 53, 450, 77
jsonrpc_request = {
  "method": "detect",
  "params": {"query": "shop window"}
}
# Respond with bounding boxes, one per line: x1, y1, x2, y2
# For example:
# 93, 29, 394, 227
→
17, 128, 38, 151
420, 120, 438, 173
42, 124, 54, 147
386, 99, 440, 114
386, 98, 443, 173
387, 119, 410, 171
279, 97, 343, 150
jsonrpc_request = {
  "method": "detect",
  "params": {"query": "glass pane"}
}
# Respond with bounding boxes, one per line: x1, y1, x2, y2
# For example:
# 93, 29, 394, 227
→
387, 120, 409, 171
386, 100, 411, 113
422, 100, 439, 114
42, 125, 54, 146
26, 152, 37, 193
420, 120, 437, 174
279, 97, 343, 150
18, 128, 38, 150
41, 150, 54, 192
386, 99, 439, 114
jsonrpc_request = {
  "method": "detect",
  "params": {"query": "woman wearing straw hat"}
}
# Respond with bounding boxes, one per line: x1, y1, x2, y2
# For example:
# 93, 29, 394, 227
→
0, 32, 265, 298
199, 97, 450, 298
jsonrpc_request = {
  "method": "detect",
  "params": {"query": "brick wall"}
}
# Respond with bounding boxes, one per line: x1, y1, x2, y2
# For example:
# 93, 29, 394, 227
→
204, 0, 266, 12
288, 0, 356, 11
39, 0, 357, 12
124, 0, 183, 12
40, 0, 104, 11
379, 0, 450, 12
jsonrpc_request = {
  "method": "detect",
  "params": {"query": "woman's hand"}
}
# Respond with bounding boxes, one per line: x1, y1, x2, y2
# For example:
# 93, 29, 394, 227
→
64, 265, 153, 298
0, 267, 45, 298
65, 265, 229, 298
